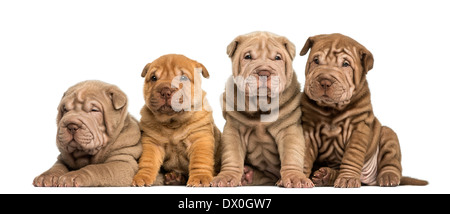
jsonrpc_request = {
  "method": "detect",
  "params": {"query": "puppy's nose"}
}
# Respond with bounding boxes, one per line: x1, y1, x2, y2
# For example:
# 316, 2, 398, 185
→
257, 70, 271, 77
320, 79, 333, 90
67, 123, 79, 134
160, 87, 172, 99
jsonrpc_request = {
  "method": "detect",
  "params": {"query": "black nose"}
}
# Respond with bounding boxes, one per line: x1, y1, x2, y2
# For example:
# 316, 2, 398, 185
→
320, 79, 333, 90
67, 123, 79, 134
160, 87, 172, 99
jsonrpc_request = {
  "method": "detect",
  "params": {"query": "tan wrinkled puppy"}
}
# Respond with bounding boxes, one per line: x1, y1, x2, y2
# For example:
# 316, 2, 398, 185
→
300, 33, 428, 187
211, 31, 313, 188
132, 54, 220, 187
33, 80, 142, 187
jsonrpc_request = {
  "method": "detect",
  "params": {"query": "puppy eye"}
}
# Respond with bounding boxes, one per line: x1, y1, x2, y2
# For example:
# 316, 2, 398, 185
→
91, 108, 100, 112
180, 75, 189, 81
151, 75, 157, 82
275, 54, 282, 60
313, 57, 320, 65
244, 53, 252, 60
62, 106, 68, 113
343, 61, 350, 67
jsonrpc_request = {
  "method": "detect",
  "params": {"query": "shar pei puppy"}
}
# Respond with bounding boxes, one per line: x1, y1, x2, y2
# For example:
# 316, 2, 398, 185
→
211, 31, 313, 188
132, 54, 221, 187
299, 33, 428, 187
33, 80, 142, 187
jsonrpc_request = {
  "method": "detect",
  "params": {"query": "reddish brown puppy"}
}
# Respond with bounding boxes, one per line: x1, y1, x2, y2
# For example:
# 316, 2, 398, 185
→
300, 33, 427, 187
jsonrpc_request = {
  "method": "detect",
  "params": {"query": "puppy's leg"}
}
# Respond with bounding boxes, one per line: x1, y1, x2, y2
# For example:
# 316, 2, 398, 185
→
335, 122, 370, 188
33, 159, 68, 187
186, 131, 215, 187
133, 137, 165, 187
376, 126, 402, 187
211, 122, 246, 187
57, 159, 137, 187
275, 125, 314, 188
303, 128, 320, 178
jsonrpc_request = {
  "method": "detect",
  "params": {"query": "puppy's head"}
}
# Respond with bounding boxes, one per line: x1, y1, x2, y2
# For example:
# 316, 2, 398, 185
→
141, 54, 209, 123
300, 33, 374, 108
227, 31, 296, 97
56, 80, 128, 158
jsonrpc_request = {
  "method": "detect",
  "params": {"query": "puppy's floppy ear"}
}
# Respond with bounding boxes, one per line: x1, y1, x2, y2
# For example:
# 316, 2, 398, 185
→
104, 85, 128, 136
278, 36, 296, 60
108, 85, 127, 110
300, 36, 314, 56
360, 48, 374, 74
227, 35, 244, 58
141, 63, 151, 78
195, 62, 210, 79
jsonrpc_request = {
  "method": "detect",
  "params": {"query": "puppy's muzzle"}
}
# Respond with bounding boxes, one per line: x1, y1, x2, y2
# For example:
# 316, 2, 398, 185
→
257, 70, 271, 77
318, 78, 334, 91
159, 87, 173, 100
254, 65, 275, 77
156, 84, 178, 102
67, 123, 80, 135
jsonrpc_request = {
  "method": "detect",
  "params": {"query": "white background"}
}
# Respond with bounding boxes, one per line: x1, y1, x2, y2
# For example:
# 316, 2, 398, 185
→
0, 0, 448, 194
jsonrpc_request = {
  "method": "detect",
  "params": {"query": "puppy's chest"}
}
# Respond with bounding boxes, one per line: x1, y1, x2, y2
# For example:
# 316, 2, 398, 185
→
243, 124, 280, 175
161, 132, 191, 173
319, 119, 353, 142
305, 117, 354, 163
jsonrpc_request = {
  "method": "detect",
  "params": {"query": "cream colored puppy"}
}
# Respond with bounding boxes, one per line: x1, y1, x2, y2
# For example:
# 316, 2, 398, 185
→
212, 32, 313, 188
33, 80, 142, 187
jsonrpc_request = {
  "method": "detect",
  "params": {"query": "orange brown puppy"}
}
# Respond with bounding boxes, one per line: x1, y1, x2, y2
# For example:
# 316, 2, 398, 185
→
132, 54, 220, 187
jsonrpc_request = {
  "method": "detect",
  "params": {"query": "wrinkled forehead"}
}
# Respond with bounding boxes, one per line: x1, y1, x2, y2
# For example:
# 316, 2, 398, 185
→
60, 88, 107, 111
150, 56, 197, 79
312, 39, 360, 62
240, 36, 284, 54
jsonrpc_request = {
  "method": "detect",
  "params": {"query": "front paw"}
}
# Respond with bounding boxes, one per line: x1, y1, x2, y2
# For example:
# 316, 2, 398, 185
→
33, 173, 62, 187
132, 172, 156, 187
211, 172, 242, 187
277, 171, 314, 188
187, 174, 213, 187
334, 176, 361, 188
57, 171, 90, 187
